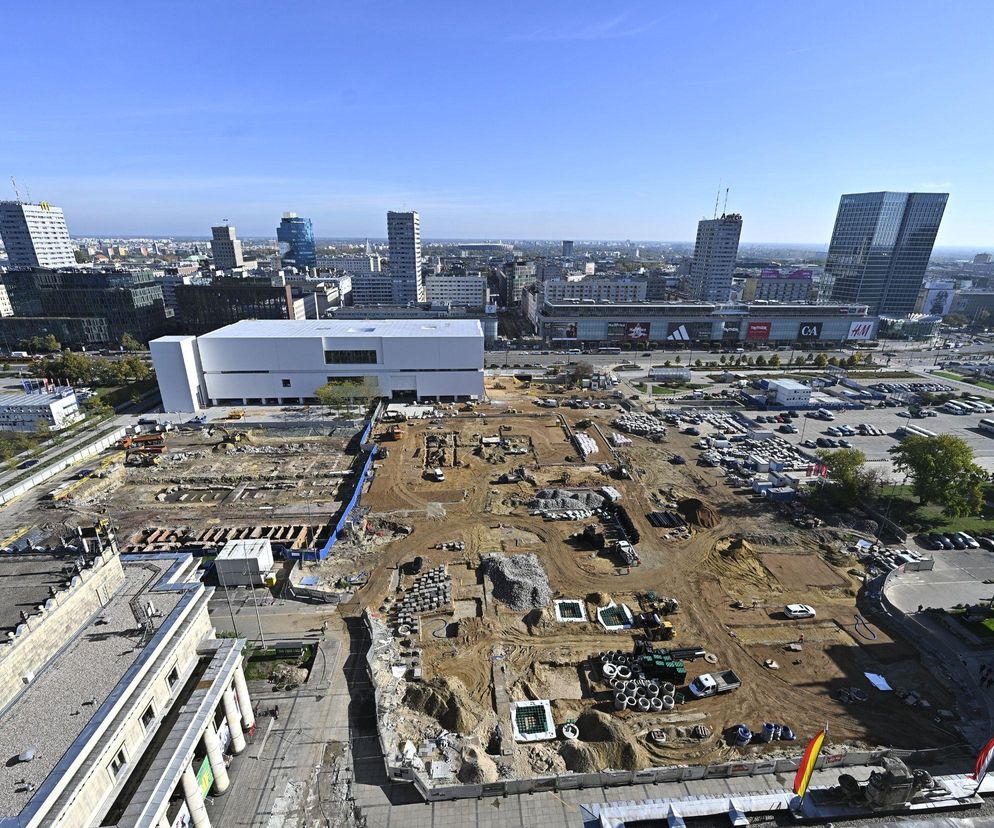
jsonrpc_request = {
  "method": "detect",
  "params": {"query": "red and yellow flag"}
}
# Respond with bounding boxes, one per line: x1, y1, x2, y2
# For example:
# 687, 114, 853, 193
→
793, 728, 827, 800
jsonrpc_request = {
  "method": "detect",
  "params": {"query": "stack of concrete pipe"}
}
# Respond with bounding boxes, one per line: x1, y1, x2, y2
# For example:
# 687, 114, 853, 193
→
394, 565, 452, 634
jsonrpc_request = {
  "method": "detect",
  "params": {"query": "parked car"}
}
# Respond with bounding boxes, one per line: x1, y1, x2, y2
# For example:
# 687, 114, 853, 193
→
956, 532, 980, 549
784, 604, 816, 619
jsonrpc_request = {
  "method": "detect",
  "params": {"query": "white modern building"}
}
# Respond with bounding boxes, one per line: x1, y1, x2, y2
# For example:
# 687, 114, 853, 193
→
151, 318, 485, 412
0, 388, 82, 432
0, 285, 13, 317
767, 378, 812, 407
209, 225, 244, 270
741, 269, 814, 303
0, 526, 255, 828
0, 201, 76, 270
424, 273, 489, 309
689, 213, 742, 302
387, 211, 424, 302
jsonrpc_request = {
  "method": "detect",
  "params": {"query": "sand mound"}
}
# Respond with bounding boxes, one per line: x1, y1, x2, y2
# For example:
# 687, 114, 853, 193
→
588, 592, 613, 606
559, 739, 601, 773
403, 677, 485, 734
481, 552, 552, 609
574, 709, 650, 771
678, 497, 720, 528
458, 746, 499, 783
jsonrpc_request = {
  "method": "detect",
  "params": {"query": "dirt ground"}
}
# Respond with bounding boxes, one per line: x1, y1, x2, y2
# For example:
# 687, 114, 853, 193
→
0, 423, 360, 550
343, 379, 959, 778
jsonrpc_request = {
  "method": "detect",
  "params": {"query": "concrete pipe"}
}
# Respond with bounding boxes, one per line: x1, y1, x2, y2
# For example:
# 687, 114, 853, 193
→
615, 665, 632, 680
614, 693, 628, 711
636, 697, 651, 712
625, 695, 637, 709
561, 723, 580, 740
661, 695, 675, 710
602, 663, 618, 679
649, 697, 664, 712
662, 682, 675, 695
646, 683, 660, 697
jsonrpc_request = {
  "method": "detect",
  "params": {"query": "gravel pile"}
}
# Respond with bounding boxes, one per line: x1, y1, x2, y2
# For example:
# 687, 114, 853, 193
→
481, 553, 552, 610
530, 489, 605, 511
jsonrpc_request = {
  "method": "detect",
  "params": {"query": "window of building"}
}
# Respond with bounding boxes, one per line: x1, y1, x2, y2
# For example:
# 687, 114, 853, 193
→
324, 349, 377, 365
281, 378, 291, 388
109, 747, 127, 779
167, 665, 179, 689
141, 703, 155, 730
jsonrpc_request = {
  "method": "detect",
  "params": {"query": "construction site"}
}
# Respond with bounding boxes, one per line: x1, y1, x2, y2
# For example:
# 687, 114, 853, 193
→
0, 416, 364, 557
347, 377, 962, 793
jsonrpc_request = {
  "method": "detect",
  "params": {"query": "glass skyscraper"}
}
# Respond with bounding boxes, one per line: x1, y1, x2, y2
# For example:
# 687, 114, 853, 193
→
276, 212, 316, 267
826, 192, 947, 316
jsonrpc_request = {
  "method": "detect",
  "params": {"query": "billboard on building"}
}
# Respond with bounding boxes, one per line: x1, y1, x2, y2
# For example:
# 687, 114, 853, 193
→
847, 320, 876, 341
722, 321, 740, 341
923, 284, 954, 316
666, 321, 711, 342
624, 321, 651, 341
549, 322, 577, 340
797, 321, 823, 340
745, 321, 771, 341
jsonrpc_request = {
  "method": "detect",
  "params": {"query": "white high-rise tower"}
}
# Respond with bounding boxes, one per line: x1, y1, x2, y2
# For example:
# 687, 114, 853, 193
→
0, 200, 76, 269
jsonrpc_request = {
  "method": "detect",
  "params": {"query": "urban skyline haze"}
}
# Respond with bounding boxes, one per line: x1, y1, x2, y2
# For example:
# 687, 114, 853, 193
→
3, 1, 991, 245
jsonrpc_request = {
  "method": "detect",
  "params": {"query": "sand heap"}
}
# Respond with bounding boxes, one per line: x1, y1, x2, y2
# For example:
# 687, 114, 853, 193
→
403, 676, 486, 734
559, 709, 650, 772
678, 497, 720, 528
481, 552, 553, 610
457, 745, 499, 784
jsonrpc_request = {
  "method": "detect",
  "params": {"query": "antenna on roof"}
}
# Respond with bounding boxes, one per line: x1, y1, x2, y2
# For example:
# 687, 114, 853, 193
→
713, 183, 721, 219
24, 182, 31, 202
10, 176, 20, 202
722, 187, 730, 216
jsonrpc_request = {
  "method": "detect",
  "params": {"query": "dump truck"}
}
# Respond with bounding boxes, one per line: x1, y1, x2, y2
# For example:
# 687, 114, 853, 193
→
386, 424, 404, 440
687, 670, 741, 698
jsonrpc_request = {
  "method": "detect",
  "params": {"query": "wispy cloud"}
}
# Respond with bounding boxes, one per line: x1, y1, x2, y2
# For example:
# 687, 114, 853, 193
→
515, 11, 658, 43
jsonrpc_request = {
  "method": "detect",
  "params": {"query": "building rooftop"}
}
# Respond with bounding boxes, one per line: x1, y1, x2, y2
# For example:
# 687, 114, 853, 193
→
0, 556, 188, 816
0, 555, 69, 637
0, 389, 76, 408
196, 318, 483, 339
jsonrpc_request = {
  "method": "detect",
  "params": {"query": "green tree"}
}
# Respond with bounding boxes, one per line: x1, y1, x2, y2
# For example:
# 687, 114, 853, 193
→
889, 434, 988, 517
817, 447, 878, 506
792, 355, 805, 366
694, 359, 703, 367
120, 333, 144, 351
769, 354, 780, 367
827, 356, 839, 366
755, 355, 767, 366
83, 395, 113, 418
565, 361, 593, 388
814, 353, 828, 367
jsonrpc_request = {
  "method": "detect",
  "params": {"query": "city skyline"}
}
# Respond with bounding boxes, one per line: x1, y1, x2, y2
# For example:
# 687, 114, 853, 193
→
3, 1, 992, 245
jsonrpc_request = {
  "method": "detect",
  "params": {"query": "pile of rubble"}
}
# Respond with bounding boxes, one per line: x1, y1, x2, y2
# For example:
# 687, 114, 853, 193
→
481, 553, 552, 610
612, 413, 667, 438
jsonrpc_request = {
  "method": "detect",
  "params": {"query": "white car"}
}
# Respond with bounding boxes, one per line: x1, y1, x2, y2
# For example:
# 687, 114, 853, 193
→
784, 604, 816, 619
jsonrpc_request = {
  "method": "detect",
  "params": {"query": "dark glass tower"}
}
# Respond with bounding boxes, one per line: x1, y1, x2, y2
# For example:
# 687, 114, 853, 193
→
826, 192, 947, 315
276, 212, 316, 267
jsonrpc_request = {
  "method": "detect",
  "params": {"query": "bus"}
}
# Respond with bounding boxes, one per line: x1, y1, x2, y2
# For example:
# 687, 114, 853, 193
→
598, 347, 622, 355
897, 424, 937, 439
980, 418, 994, 436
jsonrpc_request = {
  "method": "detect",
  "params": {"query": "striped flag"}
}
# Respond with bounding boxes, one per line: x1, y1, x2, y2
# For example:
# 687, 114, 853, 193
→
971, 734, 994, 788
793, 727, 827, 800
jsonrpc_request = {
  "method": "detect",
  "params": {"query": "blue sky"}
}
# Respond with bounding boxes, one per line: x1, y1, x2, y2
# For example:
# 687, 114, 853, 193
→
3, 1, 993, 245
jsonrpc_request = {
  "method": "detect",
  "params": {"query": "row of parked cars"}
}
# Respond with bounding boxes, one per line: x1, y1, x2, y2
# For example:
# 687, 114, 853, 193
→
921, 531, 988, 551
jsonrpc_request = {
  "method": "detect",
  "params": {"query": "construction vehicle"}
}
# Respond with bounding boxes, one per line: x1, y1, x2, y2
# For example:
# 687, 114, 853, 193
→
120, 433, 165, 450
226, 409, 245, 420
687, 670, 741, 698
425, 468, 445, 482
126, 450, 162, 467
386, 424, 404, 441
836, 757, 941, 810
637, 612, 674, 641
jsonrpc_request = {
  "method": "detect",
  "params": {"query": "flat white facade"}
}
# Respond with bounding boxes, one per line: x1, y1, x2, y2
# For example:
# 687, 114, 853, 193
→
0, 285, 13, 317
387, 211, 424, 302
0, 201, 75, 269
319, 254, 382, 274
689, 213, 742, 302
0, 389, 81, 431
151, 318, 485, 412
424, 273, 489, 308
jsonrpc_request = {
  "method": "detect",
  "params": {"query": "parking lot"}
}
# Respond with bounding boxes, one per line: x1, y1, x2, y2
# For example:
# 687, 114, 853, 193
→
762, 405, 994, 480
886, 547, 994, 612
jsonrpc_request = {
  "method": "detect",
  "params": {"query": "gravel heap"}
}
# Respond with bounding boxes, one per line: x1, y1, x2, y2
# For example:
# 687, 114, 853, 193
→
481, 552, 553, 610
530, 488, 605, 511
